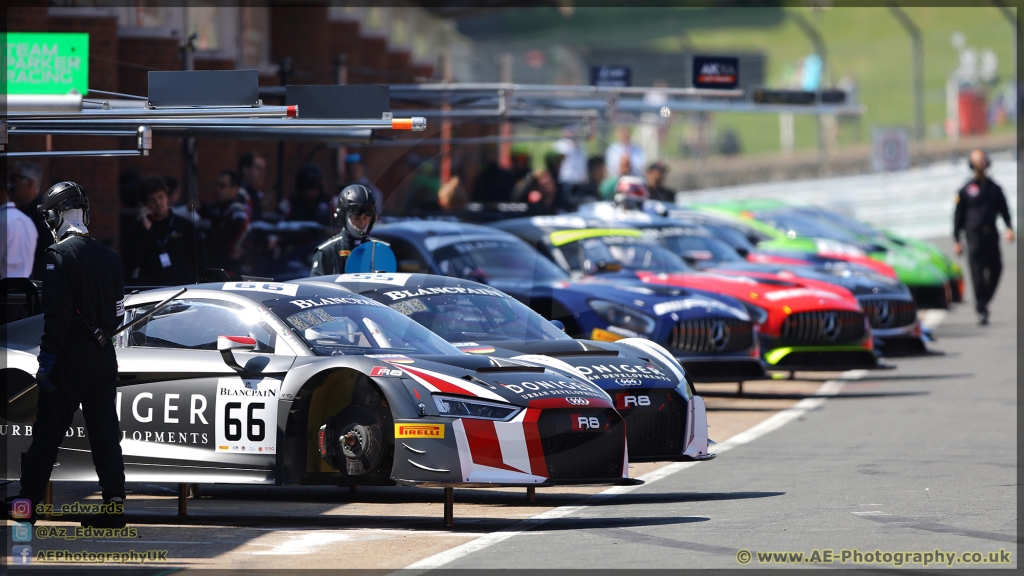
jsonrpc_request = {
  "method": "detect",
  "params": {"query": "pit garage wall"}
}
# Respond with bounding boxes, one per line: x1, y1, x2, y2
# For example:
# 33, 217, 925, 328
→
5, 5, 442, 253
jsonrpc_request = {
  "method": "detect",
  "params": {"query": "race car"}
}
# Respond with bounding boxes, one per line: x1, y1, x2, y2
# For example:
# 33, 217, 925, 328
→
688, 201, 954, 309
302, 273, 714, 463
3, 281, 636, 489
788, 205, 964, 303
493, 218, 881, 373
369, 220, 769, 383
622, 217, 927, 357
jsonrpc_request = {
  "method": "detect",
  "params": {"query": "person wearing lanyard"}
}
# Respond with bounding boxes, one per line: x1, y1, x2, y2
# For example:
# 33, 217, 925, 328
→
122, 176, 200, 285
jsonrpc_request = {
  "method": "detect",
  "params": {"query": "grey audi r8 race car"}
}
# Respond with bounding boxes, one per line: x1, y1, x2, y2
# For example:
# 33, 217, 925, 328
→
302, 273, 714, 463
3, 281, 635, 489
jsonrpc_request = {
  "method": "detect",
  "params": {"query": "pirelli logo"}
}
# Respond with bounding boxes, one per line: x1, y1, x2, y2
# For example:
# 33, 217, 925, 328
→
395, 423, 445, 439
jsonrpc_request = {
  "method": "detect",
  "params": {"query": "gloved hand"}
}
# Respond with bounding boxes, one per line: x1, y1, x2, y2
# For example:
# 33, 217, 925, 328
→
36, 352, 56, 392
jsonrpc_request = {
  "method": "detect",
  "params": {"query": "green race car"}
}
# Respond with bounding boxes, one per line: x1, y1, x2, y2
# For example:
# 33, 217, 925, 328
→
687, 201, 959, 309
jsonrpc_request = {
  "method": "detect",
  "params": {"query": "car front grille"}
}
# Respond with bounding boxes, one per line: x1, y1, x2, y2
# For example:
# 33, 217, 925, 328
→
669, 317, 753, 354
537, 409, 625, 480
860, 298, 917, 329
780, 310, 866, 345
618, 389, 685, 459
908, 285, 950, 310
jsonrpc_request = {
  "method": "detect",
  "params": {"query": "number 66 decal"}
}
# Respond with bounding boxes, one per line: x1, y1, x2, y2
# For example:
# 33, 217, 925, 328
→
215, 378, 280, 453
223, 402, 266, 442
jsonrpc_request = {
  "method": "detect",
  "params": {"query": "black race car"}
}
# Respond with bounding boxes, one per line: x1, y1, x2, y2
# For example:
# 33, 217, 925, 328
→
304, 273, 714, 463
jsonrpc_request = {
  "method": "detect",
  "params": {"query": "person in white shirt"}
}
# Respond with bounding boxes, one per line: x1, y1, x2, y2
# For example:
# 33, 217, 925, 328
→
1, 181, 38, 278
604, 126, 645, 178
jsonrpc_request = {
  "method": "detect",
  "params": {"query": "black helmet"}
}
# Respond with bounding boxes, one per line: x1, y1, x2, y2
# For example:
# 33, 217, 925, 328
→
337, 184, 377, 238
38, 181, 89, 230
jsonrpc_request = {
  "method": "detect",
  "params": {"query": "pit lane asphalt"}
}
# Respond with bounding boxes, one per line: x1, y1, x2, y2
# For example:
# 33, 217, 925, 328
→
419, 238, 1018, 570
6, 240, 1015, 570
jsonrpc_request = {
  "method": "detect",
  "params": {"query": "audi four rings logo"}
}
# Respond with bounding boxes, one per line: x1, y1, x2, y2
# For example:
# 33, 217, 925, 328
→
876, 300, 893, 328
710, 320, 730, 351
566, 397, 590, 406
615, 378, 642, 387
822, 312, 840, 341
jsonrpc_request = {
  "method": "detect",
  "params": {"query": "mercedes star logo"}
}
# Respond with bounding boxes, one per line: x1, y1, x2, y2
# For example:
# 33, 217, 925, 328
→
875, 300, 893, 328
821, 312, 840, 341
710, 320, 731, 351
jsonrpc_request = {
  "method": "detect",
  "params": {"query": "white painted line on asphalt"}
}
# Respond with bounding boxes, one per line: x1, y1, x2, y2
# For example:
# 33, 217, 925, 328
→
403, 373, 855, 571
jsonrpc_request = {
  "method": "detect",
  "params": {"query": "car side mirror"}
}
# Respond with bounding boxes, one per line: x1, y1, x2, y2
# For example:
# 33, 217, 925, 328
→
218, 335, 255, 371
550, 319, 565, 332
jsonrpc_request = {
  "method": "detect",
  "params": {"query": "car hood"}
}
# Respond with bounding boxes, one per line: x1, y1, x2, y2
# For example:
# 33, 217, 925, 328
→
706, 262, 910, 298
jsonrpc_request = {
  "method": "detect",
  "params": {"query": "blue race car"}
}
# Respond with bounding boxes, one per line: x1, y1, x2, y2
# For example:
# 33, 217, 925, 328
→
368, 220, 768, 383
303, 273, 715, 463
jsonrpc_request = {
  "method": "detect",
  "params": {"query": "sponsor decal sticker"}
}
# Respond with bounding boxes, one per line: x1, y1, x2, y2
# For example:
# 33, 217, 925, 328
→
570, 414, 603, 431
615, 377, 643, 387
616, 394, 651, 410
215, 377, 280, 453
652, 297, 744, 317
395, 423, 444, 439
565, 397, 590, 406
763, 288, 844, 302
223, 282, 299, 297
369, 366, 404, 377
575, 362, 671, 382
339, 273, 411, 286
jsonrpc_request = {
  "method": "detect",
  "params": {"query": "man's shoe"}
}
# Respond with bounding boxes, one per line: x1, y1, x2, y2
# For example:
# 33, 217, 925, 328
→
978, 311, 990, 325
81, 498, 126, 529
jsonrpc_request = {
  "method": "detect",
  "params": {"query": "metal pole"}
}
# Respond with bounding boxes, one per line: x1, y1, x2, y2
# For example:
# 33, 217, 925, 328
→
276, 57, 293, 207
890, 6, 924, 141
790, 12, 828, 152
182, 34, 199, 212
440, 52, 453, 184
178, 483, 189, 516
498, 53, 514, 170
443, 486, 454, 527
991, 1, 1018, 76
335, 53, 349, 191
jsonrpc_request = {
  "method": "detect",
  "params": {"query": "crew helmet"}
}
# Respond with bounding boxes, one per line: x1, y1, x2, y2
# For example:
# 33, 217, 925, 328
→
38, 181, 89, 231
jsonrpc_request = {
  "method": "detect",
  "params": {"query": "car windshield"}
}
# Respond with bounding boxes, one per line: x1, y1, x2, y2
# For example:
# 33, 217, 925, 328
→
796, 208, 884, 239
433, 239, 568, 283
573, 235, 692, 274
382, 291, 570, 343
754, 210, 864, 243
266, 297, 462, 356
656, 232, 746, 264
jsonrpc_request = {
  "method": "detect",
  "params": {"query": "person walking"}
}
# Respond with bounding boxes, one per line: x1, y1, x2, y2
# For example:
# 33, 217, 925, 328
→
953, 149, 1014, 325
10, 181, 127, 528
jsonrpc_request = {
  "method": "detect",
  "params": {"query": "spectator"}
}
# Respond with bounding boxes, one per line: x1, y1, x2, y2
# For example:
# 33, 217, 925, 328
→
343, 153, 384, 213
437, 176, 469, 212
569, 156, 607, 204
8, 161, 51, 279
604, 126, 645, 178
122, 176, 200, 285
238, 151, 268, 220
645, 161, 676, 202
599, 154, 632, 199
287, 163, 332, 224
164, 175, 194, 220
512, 169, 560, 215
1, 179, 38, 278
202, 171, 251, 276
555, 137, 587, 185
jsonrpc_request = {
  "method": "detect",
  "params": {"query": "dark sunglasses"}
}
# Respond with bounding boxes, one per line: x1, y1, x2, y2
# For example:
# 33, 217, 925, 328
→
350, 209, 375, 217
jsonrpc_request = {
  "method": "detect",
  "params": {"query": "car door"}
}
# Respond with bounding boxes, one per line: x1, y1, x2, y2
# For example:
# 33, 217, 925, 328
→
112, 296, 296, 484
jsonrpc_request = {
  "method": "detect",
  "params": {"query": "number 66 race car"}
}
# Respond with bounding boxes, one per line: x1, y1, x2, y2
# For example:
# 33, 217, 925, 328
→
3, 281, 637, 492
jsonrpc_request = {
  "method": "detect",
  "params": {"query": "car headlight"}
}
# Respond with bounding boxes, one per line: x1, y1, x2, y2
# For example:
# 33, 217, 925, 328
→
433, 395, 520, 421
589, 299, 656, 335
741, 302, 769, 325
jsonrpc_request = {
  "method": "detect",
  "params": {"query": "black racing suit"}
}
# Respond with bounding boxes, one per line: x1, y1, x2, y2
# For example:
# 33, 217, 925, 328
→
309, 231, 380, 276
953, 176, 1013, 314
19, 233, 126, 504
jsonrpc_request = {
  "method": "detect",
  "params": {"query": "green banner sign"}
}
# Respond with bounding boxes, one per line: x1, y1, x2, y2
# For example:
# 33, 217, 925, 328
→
5, 32, 90, 95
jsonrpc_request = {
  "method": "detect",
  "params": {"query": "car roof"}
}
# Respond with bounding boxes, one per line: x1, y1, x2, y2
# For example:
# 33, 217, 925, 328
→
123, 280, 360, 307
